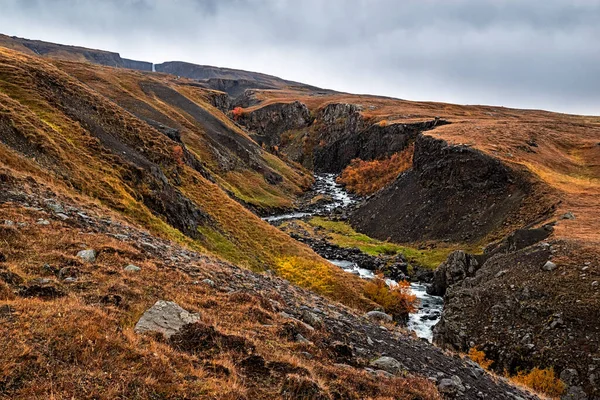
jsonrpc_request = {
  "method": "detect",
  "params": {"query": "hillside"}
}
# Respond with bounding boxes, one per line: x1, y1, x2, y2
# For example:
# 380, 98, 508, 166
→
1, 35, 599, 399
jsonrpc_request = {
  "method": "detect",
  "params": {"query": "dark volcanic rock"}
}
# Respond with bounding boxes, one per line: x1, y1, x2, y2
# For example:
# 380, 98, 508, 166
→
351, 134, 544, 243
314, 118, 447, 173
238, 101, 312, 148
427, 250, 481, 296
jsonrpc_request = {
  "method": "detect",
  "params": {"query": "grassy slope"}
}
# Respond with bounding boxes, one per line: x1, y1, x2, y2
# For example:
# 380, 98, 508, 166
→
0, 47, 367, 308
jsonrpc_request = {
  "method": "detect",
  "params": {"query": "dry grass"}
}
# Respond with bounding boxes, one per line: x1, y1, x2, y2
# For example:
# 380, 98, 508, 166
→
0, 200, 440, 399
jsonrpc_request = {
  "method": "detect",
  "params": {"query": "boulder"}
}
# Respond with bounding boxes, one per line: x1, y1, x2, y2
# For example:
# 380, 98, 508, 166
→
542, 261, 557, 271
437, 375, 465, 397
300, 310, 323, 329
124, 264, 141, 272
134, 300, 201, 338
77, 249, 96, 263
365, 310, 393, 323
369, 356, 404, 374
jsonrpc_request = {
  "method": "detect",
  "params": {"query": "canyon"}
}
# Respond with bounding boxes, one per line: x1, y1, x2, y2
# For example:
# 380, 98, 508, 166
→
0, 35, 599, 400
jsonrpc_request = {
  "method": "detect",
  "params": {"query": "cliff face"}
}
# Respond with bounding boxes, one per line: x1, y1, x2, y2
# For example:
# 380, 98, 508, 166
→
237, 101, 312, 147
350, 134, 550, 244
313, 119, 447, 172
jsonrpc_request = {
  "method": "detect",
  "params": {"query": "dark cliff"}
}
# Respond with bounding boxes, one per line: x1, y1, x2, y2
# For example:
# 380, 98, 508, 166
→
350, 134, 538, 243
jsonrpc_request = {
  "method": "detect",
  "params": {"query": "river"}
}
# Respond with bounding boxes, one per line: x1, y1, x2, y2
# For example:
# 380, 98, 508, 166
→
263, 174, 443, 342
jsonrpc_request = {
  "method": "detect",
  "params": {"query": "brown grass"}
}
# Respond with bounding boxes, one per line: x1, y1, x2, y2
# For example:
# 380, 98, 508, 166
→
0, 200, 440, 399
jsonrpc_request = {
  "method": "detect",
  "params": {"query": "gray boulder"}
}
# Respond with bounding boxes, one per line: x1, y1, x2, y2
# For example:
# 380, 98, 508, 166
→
77, 249, 96, 263
301, 310, 323, 329
365, 310, 393, 323
437, 375, 465, 397
542, 261, 557, 271
134, 300, 200, 338
124, 264, 141, 272
369, 356, 404, 374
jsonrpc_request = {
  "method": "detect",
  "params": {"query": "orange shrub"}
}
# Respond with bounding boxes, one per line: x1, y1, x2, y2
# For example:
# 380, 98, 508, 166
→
337, 144, 414, 196
172, 145, 185, 166
364, 278, 417, 317
510, 368, 565, 397
232, 106, 244, 121
468, 347, 493, 370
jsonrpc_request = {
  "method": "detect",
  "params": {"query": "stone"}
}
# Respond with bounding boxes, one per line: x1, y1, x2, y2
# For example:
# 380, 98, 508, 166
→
134, 300, 201, 338
428, 250, 479, 296
124, 264, 141, 272
300, 310, 323, 328
369, 356, 404, 374
437, 375, 465, 397
560, 368, 579, 386
36, 219, 50, 225
365, 310, 393, 323
77, 249, 96, 263
202, 278, 215, 287
58, 266, 79, 280
295, 334, 310, 343
542, 261, 557, 271
561, 212, 576, 220
562, 385, 588, 400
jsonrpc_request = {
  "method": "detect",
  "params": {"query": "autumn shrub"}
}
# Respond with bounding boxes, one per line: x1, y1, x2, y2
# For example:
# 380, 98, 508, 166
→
337, 144, 414, 196
363, 278, 417, 318
468, 347, 493, 370
173, 145, 185, 166
510, 368, 565, 397
232, 106, 244, 121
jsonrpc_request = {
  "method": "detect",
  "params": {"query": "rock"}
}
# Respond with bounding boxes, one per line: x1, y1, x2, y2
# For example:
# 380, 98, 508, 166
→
36, 219, 50, 225
561, 212, 576, 220
562, 386, 588, 400
300, 310, 323, 329
134, 300, 201, 338
428, 250, 480, 296
365, 310, 393, 323
542, 261, 557, 271
295, 334, 310, 343
369, 356, 404, 374
202, 278, 215, 287
45, 201, 64, 213
58, 266, 79, 280
495, 269, 508, 278
437, 375, 465, 397
592, 281, 598, 289
124, 264, 141, 272
560, 368, 579, 386
77, 249, 96, 263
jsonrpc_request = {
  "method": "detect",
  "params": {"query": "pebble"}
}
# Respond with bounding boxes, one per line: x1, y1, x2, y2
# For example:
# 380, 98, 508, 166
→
36, 219, 50, 225
542, 261, 557, 271
77, 249, 96, 263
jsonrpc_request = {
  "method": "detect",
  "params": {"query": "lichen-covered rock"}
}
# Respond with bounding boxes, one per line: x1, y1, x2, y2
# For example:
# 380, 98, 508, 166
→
77, 249, 96, 263
369, 356, 404, 374
134, 300, 201, 338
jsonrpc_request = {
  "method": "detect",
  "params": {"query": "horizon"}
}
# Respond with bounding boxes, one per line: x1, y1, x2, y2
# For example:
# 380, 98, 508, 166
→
1, 0, 599, 116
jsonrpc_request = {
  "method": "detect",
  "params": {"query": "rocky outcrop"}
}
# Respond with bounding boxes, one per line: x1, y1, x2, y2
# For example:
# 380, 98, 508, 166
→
134, 300, 201, 338
427, 251, 481, 296
351, 134, 544, 243
433, 237, 600, 399
238, 101, 312, 148
314, 119, 447, 172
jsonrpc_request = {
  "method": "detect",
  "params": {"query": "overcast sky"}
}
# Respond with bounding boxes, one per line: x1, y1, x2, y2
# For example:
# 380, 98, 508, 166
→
1, 0, 599, 115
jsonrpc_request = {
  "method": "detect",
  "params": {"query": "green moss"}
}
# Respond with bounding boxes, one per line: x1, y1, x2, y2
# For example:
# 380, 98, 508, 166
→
308, 217, 479, 269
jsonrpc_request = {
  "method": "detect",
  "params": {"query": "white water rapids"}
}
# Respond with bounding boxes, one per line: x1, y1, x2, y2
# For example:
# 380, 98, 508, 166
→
263, 174, 443, 341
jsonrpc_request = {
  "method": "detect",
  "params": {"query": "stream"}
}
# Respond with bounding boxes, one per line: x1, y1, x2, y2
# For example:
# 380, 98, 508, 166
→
264, 174, 444, 342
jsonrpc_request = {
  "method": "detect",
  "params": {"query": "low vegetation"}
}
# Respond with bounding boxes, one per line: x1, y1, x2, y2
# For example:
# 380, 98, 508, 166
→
363, 278, 417, 317
306, 217, 474, 269
510, 368, 566, 398
337, 145, 414, 196
468, 348, 565, 398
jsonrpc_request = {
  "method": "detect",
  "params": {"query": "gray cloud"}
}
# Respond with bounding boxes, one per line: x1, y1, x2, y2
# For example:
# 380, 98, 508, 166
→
1, 0, 599, 114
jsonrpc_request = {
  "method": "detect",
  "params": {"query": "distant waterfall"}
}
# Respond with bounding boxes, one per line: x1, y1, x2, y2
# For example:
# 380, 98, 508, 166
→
151, 63, 156, 72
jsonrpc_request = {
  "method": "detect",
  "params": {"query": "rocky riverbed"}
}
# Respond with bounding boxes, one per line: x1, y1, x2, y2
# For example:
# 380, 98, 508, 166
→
264, 174, 444, 341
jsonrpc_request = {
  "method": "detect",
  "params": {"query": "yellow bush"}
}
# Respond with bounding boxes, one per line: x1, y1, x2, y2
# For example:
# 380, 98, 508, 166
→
363, 278, 417, 317
510, 368, 565, 397
468, 347, 493, 370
